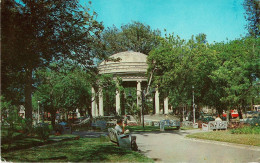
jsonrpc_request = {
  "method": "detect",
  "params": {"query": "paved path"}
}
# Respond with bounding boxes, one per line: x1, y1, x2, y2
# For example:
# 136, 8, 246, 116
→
134, 129, 260, 163
72, 131, 107, 138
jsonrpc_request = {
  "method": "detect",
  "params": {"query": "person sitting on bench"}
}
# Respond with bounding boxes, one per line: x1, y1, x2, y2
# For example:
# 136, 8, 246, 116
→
215, 116, 222, 121
114, 119, 138, 150
115, 119, 124, 134
115, 119, 130, 135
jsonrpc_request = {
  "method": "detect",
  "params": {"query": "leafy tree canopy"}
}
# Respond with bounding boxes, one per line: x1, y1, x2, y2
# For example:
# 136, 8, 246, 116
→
1, 0, 104, 121
100, 21, 161, 56
148, 33, 259, 113
243, 0, 260, 37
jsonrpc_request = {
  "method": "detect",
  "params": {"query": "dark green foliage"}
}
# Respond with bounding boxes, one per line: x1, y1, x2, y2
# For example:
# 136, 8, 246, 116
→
32, 63, 93, 127
243, 0, 260, 37
1, 0, 104, 122
210, 37, 260, 109
245, 117, 260, 126
148, 33, 218, 109
34, 124, 51, 141
231, 126, 260, 134
100, 21, 161, 56
148, 34, 260, 114
0, 97, 24, 149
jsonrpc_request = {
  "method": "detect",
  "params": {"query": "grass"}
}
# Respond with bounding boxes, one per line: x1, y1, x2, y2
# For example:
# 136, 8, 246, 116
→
1, 133, 78, 152
180, 127, 198, 130
1, 137, 45, 152
49, 134, 78, 140
187, 130, 260, 146
126, 126, 180, 132
231, 126, 260, 134
1, 137, 153, 162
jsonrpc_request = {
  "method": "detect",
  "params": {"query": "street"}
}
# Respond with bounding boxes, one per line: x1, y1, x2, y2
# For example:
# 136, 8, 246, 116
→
134, 129, 260, 163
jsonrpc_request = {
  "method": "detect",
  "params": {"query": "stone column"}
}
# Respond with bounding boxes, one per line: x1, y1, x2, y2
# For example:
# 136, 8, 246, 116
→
91, 87, 96, 117
99, 88, 104, 116
155, 86, 160, 114
76, 108, 80, 118
137, 81, 142, 108
95, 103, 98, 117
164, 97, 169, 114
116, 89, 120, 115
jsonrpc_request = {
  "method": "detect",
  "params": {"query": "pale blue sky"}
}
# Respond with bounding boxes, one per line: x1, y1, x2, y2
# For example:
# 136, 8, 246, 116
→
82, 0, 247, 43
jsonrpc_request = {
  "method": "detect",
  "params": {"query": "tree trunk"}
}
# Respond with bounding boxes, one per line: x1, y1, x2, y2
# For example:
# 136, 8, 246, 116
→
87, 107, 91, 118
226, 110, 230, 123
66, 111, 68, 121
25, 68, 33, 125
51, 111, 56, 129
251, 98, 254, 111
72, 109, 75, 124
238, 108, 243, 119
122, 92, 125, 115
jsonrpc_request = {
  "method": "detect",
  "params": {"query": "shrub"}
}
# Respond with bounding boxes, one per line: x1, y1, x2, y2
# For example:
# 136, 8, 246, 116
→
245, 117, 260, 127
34, 123, 51, 141
231, 126, 260, 134
19, 118, 34, 134
228, 122, 250, 129
1, 103, 24, 148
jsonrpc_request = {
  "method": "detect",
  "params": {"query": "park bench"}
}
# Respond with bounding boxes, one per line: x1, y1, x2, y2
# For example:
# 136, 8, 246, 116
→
153, 121, 160, 127
62, 125, 72, 134
181, 121, 198, 128
181, 121, 193, 127
202, 121, 228, 131
106, 121, 116, 127
55, 122, 71, 134
107, 128, 137, 150
159, 120, 181, 131
193, 123, 199, 128
144, 120, 153, 126
91, 120, 107, 130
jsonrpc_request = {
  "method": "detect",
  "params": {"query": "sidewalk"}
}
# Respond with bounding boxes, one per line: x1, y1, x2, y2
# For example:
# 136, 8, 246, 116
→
71, 131, 107, 138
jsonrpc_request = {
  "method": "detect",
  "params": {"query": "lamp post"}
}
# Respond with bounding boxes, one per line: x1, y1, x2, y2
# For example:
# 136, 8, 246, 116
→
37, 101, 40, 123
192, 86, 195, 124
128, 88, 155, 128
42, 103, 44, 123
183, 105, 185, 122
141, 89, 155, 128
127, 90, 132, 115
141, 90, 146, 128
128, 89, 145, 128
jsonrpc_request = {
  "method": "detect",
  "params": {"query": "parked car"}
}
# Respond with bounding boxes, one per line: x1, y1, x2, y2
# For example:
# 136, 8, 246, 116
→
246, 111, 259, 118
199, 112, 215, 123
74, 116, 89, 124
223, 110, 239, 118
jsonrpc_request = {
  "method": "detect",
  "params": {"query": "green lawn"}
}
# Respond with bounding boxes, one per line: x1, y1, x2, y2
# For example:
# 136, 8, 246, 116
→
2, 137, 153, 162
126, 125, 193, 132
187, 130, 260, 146
1, 133, 78, 152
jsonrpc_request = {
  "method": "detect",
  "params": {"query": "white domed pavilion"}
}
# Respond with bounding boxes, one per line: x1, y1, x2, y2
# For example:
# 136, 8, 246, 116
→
91, 51, 164, 116
99, 51, 148, 81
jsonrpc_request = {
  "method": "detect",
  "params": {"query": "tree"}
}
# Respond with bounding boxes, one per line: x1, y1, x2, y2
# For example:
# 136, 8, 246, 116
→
1, 0, 27, 105
149, 34, 259, 118
100, 21, 161, 56
33, 63, 92, 128
148, 33, 218, 113
148, 34, 191, 109
243, 0, 260, 37
1, 0, 104, 123
210, 37, 260, 111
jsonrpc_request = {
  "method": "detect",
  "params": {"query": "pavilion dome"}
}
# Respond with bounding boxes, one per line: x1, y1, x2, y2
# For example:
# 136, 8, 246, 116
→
98, 51, 148, 81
